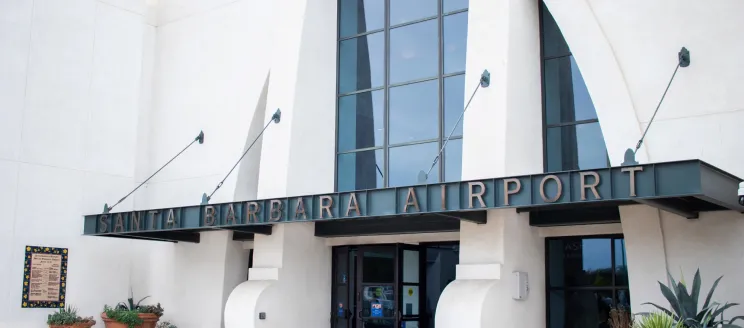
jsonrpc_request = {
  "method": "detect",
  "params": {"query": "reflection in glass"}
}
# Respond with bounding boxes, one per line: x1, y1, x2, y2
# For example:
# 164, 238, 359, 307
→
548, 290, 614, 328
540, 2, 570, 58
361, 285, 395, 317
402, 250, 420, 283
444, 138, 462, 182
548, 238, 612, 287
390, 0, 437, 26
390, 20, 439, 84
443, 12, 468, 74
339, 0, 384, 37
443, 0, 469, 13
362, 251, 395, 283
617, 290, 631, 310
546, 122, 609, 171
444, 74, 465, 137
338, 90, 384, 152
339, 33, 385, 94
389, 80, 438, 144
389, 142, 439, 187
615, 239, 628, 286
544, 56, 598, 124
337, 149, 384, 192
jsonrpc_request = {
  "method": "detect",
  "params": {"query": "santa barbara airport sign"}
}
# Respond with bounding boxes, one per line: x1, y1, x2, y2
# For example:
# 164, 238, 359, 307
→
82, 160, 730, 235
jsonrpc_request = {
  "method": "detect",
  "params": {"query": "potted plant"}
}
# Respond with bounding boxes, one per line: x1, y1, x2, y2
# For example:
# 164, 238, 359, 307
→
47, 305, 96, 328
101, 294, 163, 328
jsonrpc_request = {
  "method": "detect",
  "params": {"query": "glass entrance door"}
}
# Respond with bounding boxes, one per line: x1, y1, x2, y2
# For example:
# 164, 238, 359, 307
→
357, 246, 397, 328
332, 244, 425, 328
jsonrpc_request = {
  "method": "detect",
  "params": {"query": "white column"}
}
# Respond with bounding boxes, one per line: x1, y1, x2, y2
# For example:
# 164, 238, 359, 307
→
224, 0, 337, 325
436, 209, 545, 328
437, 0, 544, 325
619, 205, 669, 313
224, 223, 331, 328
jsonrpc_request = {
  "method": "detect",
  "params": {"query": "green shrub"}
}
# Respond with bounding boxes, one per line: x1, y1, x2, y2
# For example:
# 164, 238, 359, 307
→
47, 305, 95, 326
104, 305, 143, 328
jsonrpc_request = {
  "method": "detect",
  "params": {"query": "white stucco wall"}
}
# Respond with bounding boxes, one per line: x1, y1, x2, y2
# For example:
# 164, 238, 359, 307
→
2, 0, 744, 327
0, 0, 156, 327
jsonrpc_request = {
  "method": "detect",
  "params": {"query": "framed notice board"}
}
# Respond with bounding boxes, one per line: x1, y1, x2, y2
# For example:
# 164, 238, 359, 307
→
21, 245, 68, 308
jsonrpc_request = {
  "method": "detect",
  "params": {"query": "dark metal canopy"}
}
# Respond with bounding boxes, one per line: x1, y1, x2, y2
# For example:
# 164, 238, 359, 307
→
81, 159, 744, 243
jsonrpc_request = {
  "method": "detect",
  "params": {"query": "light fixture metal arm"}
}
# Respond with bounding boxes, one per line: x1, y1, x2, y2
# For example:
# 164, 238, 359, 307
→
104, 131, 205, 213
420, 70, 490, 182
202, 109, 281, 204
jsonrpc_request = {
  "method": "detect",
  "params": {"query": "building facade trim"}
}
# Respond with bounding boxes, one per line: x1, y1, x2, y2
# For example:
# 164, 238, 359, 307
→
82, 159, 743, 242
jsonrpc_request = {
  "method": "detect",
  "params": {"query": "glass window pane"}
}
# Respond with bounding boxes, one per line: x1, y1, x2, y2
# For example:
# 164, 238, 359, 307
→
339, 33, 385, 94
546, 122, 609, 172
402, 321, 420, 328
544, 56, 598, 124
361, 285, 395, 317
339, 0, 384, 38
615, 239, 628, 286
444, 138, 462, 182
390, 20, 438, 84
443, 12, 468, 74
540, 2, 570, 58
337, 149, 384, 192
401, 285, 420, 315
389, 80, 438, 144
402, 250, 419, 283
338, 90, 384, 152
444, 74, 465, 137
389, 142, 439, 187
390, 0, 437, 26
443, 0, 468, 13
362, 251, 395, 283
548, 290, 614, 328
548, 238, 612, 287
616, 290, 631, 311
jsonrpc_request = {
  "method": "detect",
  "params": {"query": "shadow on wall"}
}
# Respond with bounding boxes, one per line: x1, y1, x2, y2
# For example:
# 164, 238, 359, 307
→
233, 72, 270, 201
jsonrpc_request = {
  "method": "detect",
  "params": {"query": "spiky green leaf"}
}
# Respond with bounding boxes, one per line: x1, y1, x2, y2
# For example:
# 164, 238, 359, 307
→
643, 302, 677, 319
703, 276, 724, 310
691, 269, 702, 310
659, 281, 682, 316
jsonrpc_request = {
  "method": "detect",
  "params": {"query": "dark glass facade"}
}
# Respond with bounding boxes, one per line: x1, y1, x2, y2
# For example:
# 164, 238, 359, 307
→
547, 236, 630, 328
540, 2, 610, 172
336, 0, 469, 192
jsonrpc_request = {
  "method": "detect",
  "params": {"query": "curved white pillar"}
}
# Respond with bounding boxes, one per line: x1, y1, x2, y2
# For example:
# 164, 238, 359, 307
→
435, 280, 499, 327
224, 280, 274, 328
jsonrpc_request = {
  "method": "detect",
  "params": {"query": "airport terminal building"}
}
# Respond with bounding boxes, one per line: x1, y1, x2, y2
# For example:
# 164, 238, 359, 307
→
1, 0, 744, 327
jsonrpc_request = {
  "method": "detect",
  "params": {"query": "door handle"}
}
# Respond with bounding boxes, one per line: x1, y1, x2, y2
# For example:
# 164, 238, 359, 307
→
398, 310, 402, 321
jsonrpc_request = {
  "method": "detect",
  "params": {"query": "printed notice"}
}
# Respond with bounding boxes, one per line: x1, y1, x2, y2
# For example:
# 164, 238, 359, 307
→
28, 253, 62, 302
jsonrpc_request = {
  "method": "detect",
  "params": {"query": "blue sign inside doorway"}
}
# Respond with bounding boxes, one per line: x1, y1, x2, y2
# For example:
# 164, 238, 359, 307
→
370, 302, 383, 318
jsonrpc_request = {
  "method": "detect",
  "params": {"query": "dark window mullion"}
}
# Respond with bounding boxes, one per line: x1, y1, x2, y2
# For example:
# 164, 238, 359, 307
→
389, 15, 438, 30
545, 118, 599, 128
543, 53, 573, 61
339, 86, 385, 97
339, 28, 386, 41
437, 0, 445, 183
383, 0, 391, 188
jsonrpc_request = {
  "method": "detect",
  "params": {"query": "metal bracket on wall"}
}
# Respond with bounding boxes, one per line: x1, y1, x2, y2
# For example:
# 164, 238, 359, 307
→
622, 46, 690, 166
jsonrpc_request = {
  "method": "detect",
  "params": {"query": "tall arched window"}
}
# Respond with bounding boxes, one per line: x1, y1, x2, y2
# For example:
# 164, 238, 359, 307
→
335, 0, 470, 192
540, 1, 610, 172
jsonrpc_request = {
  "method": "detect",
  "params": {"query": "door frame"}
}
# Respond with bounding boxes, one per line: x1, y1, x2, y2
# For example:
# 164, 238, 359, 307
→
331, 243, 427, 328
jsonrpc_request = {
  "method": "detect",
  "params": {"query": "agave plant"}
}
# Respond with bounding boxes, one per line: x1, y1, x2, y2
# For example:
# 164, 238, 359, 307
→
642, 269, 744, 328
635, 312, 676, 328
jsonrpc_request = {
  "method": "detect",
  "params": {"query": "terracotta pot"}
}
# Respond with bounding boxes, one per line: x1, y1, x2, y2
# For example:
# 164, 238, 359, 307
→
49, 322, 96, 328
101, 312, 159, 328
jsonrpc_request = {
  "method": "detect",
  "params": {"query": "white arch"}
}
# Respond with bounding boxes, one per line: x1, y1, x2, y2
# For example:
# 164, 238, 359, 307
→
542, 0, 649, 165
